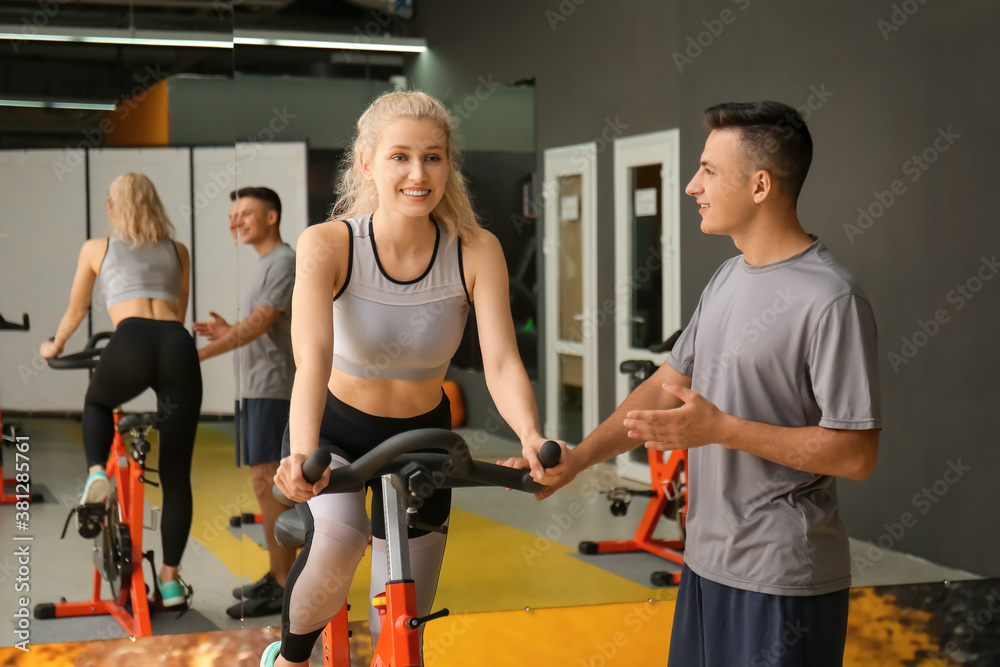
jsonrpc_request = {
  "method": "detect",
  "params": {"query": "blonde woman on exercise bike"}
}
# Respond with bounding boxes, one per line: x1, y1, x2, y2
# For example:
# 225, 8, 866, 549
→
263, 90, 559, 666
40, 172, 203, 608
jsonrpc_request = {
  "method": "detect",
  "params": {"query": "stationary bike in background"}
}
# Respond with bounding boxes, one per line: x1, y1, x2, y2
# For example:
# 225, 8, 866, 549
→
34, 332, 189, 638
0, 312, 42, 505
578, 329, 689, 587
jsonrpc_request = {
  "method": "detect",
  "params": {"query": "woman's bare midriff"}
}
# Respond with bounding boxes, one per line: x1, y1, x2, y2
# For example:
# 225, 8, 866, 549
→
108, 298, 183, 328
327, 367, 447, 419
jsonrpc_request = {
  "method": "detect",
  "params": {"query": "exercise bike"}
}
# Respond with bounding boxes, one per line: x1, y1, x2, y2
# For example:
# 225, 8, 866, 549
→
271, 431, 561, 667
34, 332, 187, 638
578, 330, 689, 587
0, 312, 40, 506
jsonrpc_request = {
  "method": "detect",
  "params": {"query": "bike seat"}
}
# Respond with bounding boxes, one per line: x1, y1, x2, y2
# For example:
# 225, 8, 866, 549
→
620, 359, 656, 375
274, 509, 306, 549
118, 412, 159, 433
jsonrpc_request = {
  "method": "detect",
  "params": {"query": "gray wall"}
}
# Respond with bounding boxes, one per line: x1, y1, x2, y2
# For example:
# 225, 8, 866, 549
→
675, 0, 999, 577
168, 74, 533, 152
410, 0, 1000, 576
408, 0, 683, 426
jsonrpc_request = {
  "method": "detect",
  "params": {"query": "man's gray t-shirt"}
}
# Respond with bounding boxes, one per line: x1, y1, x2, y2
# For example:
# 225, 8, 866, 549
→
236, 244, 295, 400
665, 237, 881, 596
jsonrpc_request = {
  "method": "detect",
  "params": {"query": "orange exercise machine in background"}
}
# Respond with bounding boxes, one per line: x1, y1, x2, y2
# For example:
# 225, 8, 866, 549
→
578, 330, 688, 586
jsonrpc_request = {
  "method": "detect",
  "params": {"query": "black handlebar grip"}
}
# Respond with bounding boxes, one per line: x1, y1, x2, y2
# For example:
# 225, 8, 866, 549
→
46, 332, 115, 370
302, 449, 332, 484
273, 448, 333, 506
538, 440, 561, 469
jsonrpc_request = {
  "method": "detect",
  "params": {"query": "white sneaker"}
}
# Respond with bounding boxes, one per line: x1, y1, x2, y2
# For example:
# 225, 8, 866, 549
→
80, 470, 109, 505
260, 640, 281, 666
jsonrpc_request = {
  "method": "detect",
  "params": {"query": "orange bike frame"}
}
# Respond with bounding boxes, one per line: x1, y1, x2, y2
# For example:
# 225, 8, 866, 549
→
48, 410, 152, 637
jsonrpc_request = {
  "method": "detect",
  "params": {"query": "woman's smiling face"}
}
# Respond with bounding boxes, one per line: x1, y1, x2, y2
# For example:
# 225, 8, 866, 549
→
364, 117, 450, 218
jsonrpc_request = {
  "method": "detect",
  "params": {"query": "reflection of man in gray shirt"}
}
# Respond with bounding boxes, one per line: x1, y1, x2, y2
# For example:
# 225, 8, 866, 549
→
530, 102, 881, 667
195, 186, 296, 619
235, 243, 295, 403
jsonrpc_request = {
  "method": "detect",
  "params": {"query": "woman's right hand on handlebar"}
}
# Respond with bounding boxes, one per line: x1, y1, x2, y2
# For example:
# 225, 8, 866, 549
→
274, 452, 331, 503
39, 340, 62, 359
498, 446, 580, 502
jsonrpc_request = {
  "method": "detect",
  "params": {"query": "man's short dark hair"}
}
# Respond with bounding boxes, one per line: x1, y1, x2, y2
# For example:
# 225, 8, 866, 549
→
230, 186, 282, 225
704, 101, 813, 202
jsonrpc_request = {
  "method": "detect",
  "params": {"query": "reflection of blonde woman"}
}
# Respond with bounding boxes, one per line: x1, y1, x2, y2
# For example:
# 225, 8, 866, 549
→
40, 172, 202, 608
263, 91, 557, 666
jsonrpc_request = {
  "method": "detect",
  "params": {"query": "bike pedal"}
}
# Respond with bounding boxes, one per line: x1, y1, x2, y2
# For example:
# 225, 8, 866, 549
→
61, 503, 106, 539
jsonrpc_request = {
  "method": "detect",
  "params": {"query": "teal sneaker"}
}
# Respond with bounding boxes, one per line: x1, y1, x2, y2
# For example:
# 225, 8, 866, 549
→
80, 469, 109, 505
156, 576, 187, 608
259, 640, 281, 666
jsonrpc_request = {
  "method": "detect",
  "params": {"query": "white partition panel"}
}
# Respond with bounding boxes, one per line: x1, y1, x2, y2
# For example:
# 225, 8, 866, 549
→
191, 146, 241, 415
195, 142, 308, 414
232, 141, 309, 248
88, 148, 193, 413
0, 149, 89, 411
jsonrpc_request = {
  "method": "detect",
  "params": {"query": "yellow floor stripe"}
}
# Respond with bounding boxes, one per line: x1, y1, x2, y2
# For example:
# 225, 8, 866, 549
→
425, 601, 676, 666
435, 509, 673, 614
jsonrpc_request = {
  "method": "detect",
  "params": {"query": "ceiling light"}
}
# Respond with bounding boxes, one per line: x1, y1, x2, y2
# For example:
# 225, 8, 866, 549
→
234, 29, 426, 53
0, 98, 117, 111
0, 25, 230, 48
0, 25, 427, 53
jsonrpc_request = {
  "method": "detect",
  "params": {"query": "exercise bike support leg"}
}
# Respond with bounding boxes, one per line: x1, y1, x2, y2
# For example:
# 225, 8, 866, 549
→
579, 449, 687, 586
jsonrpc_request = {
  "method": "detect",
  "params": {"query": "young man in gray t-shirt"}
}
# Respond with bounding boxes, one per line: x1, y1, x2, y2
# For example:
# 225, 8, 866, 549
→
195, 186, 296, 619
526, 102, 881, 665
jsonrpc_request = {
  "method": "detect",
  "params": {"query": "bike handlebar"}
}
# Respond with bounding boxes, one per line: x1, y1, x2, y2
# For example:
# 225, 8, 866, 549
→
275, 430, 562, 506
46, 332, 114, 370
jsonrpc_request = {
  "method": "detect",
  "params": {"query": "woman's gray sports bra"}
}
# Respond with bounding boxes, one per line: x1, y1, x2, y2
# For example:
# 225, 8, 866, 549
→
332, 213, 471, 381
98, 237, 182, 309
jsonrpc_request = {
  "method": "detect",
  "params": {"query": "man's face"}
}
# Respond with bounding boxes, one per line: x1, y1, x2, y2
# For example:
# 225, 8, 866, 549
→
684, 129, 757, 236
234, 196, 274, 245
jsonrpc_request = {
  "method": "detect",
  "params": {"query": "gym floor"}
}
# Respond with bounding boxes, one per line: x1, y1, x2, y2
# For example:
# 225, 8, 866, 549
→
0, 417, 990, 665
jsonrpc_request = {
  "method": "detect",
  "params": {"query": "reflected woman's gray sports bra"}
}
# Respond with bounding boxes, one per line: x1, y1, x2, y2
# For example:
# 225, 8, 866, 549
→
332, 213, 471, 381
98, 237, 181, 309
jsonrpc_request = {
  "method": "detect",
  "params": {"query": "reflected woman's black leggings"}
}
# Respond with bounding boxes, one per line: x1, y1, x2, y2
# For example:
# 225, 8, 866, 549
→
81, 317, 203, 567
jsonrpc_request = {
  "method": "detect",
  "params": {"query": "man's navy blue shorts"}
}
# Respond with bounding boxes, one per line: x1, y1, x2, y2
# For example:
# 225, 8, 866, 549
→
667, 564, 850, 667
234, 398, 289, 466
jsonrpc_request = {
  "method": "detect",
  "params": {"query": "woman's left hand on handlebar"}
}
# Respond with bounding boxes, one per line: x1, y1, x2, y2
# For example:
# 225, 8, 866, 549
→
39, 340, 62, 359
274, 452, 331, 503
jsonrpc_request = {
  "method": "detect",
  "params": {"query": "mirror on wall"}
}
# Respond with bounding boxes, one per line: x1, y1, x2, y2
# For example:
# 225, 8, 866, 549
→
0, 0, 238, 645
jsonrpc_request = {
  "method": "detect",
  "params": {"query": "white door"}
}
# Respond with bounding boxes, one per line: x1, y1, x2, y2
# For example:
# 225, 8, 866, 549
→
613, 130, 681, 482
542, 144, 598, 445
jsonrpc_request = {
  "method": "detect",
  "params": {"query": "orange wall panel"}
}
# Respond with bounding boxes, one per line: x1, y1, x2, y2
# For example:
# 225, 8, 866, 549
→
103, 78, 169, 147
